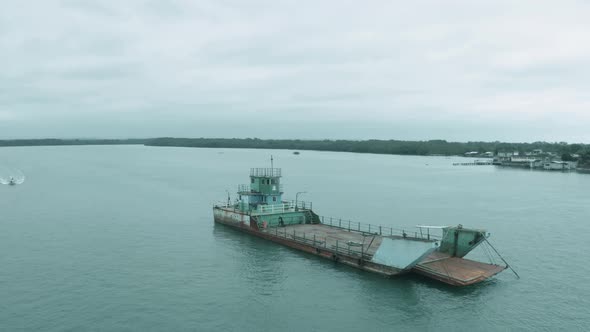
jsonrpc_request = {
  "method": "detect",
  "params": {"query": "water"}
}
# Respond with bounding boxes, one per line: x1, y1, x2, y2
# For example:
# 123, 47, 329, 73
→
1, 145, 589, 331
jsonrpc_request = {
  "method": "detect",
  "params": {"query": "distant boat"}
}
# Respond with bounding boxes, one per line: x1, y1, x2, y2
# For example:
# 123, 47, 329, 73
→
293, 151, 300, 155
0, 171, 25, 186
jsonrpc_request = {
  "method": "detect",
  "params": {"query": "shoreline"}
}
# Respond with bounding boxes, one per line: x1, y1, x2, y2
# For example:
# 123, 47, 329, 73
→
1, 138, 589, 171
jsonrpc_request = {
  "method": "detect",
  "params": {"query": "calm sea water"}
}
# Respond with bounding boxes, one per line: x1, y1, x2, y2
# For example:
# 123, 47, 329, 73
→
1, 145, 589, 331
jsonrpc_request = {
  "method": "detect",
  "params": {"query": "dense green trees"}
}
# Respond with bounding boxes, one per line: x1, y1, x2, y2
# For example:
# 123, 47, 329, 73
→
1, 138, 588, 162
579, 151, 590, 169
145, 138, 590, 157
0, 139, 147, 147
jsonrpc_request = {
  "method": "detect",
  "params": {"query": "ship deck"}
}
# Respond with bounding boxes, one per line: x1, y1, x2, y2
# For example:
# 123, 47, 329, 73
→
261, 223, 385, 257
413, 251, 506, 286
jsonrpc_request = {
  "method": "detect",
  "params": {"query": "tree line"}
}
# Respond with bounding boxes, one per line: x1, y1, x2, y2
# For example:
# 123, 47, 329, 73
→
2, 137, 589, 166
0, 139, 147, 147
146, 137, 590, 157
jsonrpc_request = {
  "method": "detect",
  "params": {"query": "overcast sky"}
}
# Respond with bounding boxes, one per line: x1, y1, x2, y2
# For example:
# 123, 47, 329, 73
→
1, 1, 589, 142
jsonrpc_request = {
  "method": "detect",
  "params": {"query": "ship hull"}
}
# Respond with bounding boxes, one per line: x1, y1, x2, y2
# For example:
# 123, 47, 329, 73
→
213, 207, 507, 286
213, 207, 438, 277
215, 219, 404, 276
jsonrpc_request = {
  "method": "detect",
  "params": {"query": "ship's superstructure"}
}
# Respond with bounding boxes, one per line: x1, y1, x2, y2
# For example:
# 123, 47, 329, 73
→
214, 167, 317, 230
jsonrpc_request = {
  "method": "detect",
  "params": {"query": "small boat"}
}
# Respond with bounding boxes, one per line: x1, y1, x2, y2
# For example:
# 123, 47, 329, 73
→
1, 173, 25, 186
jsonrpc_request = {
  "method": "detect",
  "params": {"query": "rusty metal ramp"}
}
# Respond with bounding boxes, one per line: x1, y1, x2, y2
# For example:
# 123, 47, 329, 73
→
413, 252, 507, 286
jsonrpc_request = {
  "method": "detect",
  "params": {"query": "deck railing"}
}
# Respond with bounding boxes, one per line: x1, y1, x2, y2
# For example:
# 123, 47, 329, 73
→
255, 200, 313, 214
214, 201, 239, 210
268, 226, 373, 260
288, 200, 312, 210
237, 184, 250, 192
215, 200, 313, 214
250, 168, 281, 177
256, 203, 292, 214
320, 216, 441, 240
238, 184, 284, 193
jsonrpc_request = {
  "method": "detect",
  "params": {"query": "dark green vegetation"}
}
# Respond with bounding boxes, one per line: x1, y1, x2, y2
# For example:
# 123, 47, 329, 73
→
147, 138, 590, 158
0, 139, 147, 147
2, 138, 589, 162
579, 151, 590, 169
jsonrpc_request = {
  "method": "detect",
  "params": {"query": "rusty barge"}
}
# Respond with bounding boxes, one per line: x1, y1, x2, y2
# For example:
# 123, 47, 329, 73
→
213, 166, 508, 286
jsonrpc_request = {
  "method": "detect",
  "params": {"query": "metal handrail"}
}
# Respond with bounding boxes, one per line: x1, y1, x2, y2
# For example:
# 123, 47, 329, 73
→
238, 184, 284, 193
256, 203, 292, 214
268, 226, 372, 260
237, 184, 252, 192
255, 200, 313, 214
320, 216, 441, 241
287, 200, 312, 210
250, 168, 281, 177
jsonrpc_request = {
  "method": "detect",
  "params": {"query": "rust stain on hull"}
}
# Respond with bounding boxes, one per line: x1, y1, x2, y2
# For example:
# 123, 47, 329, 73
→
413, 252, 507, 286
214, 213, 505, 286
214, 217, 403, 277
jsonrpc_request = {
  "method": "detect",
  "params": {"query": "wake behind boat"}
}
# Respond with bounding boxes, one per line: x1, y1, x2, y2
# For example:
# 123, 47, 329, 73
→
0, 170, 25, 186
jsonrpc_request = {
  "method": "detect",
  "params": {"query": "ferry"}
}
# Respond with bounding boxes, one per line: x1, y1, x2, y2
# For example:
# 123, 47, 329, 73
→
213, 165, 510, 286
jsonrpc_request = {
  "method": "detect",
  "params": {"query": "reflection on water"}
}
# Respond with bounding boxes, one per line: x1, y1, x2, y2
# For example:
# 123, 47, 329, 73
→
213, 224, 287, 297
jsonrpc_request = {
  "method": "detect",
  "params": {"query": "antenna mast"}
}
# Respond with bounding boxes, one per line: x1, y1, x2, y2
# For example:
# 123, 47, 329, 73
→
271, 155, 274, 169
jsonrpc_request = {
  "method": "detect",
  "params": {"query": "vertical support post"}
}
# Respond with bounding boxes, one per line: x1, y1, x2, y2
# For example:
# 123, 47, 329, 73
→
336, 240, 339, 252
339, 219, 341, 228
313, 234, 316, 246
361, 243, 364, 259
348, 221, 351, 231
369, 224, 371, 233
379, 226, 382, 235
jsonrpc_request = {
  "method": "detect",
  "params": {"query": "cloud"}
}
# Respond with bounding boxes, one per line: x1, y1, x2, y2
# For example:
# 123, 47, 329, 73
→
0, 0, 589, 141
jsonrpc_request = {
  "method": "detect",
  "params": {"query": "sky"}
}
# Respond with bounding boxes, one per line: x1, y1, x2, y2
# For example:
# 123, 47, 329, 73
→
1, 0, 589, 142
